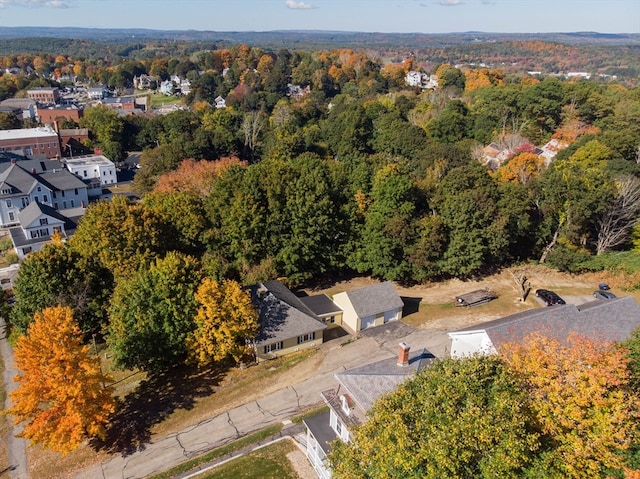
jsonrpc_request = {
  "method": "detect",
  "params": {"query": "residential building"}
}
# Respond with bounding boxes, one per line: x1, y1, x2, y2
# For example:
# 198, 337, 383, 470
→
0, 156, 89, 227
448, 296, 640, 358
304, 343, 433, 478
87, 85, 109, 100
251, 280, 333, 362
160, 80, 175, 96
214, 96, 226, 109
8, 201, 82, 260
332, 281, 404, 333
64, 154, 117, 194
26, 87, 60, 105
0, 125, 61, 158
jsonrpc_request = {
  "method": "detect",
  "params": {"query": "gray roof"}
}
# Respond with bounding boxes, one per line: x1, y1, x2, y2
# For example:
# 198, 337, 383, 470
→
262, 280, 318, 319
342, 281, 404, 318
18, 201, 67, 227
40, 170, 87, 191
453, 296, 640, 348
0, 157, 65, 174
252, 282, 326, 346
0, 163, 39, 197
299, 294, 342, 317
334, 348, 434, 413
303, 410, 336, 456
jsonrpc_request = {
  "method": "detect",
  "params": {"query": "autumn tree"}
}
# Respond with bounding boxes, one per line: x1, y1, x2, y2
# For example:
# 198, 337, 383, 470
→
497, 152, 546, 185
330, 356, 539, 479
188, 278, 259, 366
502, 333, 638, 477
7, 306, 115, 454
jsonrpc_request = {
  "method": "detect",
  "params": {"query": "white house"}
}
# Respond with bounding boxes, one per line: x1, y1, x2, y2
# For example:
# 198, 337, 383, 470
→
87, 85, 109, 100
159, 80, 174, 96
64, 154, 117, 194
8, 201, 82, 259
0, 157, 90, 227
448, 297, 640, 358
304, 343, 433, 479
332, 281, 404, 333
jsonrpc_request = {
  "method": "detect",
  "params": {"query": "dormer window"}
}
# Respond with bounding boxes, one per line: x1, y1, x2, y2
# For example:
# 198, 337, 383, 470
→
341, 394, 354, 416
39, 218, 48, 226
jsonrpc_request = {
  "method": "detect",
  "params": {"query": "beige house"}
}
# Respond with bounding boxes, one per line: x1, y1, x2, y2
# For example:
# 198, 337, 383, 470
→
332, 281, 404, 333
252, 280, 332, 363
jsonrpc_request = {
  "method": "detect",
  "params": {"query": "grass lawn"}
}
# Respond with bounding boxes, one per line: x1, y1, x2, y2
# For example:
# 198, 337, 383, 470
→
198, 440, 299, 479
149, 92, 184, 109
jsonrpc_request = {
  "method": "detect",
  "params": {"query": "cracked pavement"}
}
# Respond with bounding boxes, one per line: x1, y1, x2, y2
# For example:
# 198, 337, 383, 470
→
76, 324, 450, 479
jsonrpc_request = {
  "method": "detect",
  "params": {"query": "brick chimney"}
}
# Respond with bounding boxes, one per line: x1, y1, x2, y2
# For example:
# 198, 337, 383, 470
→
397, 342, 410, 367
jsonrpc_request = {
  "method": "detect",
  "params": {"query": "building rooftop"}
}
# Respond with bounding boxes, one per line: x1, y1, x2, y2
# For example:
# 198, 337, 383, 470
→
341, 281, 404, 318
299, 294, 343, 317
0, 126, 58, 141
64, 154, 114, 167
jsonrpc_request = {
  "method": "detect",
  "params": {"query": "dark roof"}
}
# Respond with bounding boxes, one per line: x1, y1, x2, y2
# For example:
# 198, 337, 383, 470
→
0, 157, 65, 174
18, 201, 67, 227
262, 280, 318, 319
341, 281, 404, 318
452, 296, 640, 348
40, 170, 87, 191
252, 282, 326, 347
299, 294, 342, 317
303, 410, 336, 456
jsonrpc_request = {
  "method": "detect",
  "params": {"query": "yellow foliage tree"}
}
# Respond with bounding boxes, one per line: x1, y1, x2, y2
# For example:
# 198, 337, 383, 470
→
497, 152, 546, 185
7, 306, 115, 454
188, 278, 259, 366
501, 333, 638, 477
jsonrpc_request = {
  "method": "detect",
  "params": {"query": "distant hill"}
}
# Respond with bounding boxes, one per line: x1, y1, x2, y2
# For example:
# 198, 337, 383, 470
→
0, 27, 638, 50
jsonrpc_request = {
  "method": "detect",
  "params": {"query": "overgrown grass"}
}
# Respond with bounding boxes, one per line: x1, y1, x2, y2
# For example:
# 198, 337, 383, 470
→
197, 439, 299, 479
149, 423, 284, 479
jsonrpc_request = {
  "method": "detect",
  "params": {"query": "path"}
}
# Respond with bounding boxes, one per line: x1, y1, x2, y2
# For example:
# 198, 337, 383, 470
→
76, 324, 451, 478
0, 317, 29, 479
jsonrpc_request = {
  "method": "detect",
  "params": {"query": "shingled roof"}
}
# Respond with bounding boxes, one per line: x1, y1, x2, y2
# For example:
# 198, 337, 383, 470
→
251, 281, 326, 347
453, 296, 640, 349
340, 281, 404, 318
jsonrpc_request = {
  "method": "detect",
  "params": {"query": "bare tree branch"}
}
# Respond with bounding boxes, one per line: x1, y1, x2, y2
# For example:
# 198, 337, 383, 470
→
596, 175, 640, 254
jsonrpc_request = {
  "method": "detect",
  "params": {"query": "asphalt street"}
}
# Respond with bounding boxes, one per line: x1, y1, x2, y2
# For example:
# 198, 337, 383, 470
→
75, 324, 450, 479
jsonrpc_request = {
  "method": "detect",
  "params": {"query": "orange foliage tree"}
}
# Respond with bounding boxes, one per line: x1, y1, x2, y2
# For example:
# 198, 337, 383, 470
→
497, 152, 546, 185
153, 157, 247, 197
7, 306, 115, 454
501, 333, 638, 477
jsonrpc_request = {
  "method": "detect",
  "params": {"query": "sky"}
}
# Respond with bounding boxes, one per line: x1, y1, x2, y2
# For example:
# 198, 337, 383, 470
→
0, 0, 638, 34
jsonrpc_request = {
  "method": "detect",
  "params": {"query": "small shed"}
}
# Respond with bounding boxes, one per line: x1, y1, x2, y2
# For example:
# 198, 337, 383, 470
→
455, 289, 498, 307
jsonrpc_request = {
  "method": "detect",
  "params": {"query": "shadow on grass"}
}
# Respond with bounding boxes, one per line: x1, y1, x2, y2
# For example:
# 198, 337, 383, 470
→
91, 364, 226, 456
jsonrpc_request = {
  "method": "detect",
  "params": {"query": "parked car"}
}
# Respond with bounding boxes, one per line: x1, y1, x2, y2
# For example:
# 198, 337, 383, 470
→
535, 289, 566, 306
593, 291, 617, 300
598, 283, 611, 291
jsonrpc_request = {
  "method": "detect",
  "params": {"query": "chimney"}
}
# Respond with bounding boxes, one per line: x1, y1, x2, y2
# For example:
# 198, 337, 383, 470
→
397, 342, 410, 367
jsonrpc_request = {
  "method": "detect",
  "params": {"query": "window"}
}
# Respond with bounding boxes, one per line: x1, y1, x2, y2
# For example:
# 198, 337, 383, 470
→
37, 186, 41, 192
298, 332, 315, 344
70, 200, 75, 207
8, 212, 14, 221
335, 420, 342, 436
5, 200, 11, 208
43, 195, 48, 203
63, 201, 67, 209
61, 191, 65, 197
74, 188, 78, 195
54, 203, 58, 209
83, 170, 87, 177
21, 197, 29, 208
39, 218, 48, 225
52, 191, 57, 199
264, 341, 283, 354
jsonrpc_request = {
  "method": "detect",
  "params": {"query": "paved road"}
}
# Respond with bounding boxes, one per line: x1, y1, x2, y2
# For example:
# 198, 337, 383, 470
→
0, 317, 29, 479
76, 324, 450, 479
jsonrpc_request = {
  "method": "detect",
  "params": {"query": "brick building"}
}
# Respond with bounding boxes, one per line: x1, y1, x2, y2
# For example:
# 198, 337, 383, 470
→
26, 87, 60, 105
0, 125, 61, 158
38, 104, 84, 125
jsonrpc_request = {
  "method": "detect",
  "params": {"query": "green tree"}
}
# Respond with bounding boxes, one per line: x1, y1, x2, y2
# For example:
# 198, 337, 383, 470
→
107, 252, 202, 371
69, 196, 166, 277
330, 356, 539, 479
11, 240, 112, 335
79, 104, 126, 163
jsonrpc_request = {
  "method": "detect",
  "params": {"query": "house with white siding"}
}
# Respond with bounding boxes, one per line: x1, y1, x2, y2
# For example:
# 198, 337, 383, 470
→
332, 282, 404, 333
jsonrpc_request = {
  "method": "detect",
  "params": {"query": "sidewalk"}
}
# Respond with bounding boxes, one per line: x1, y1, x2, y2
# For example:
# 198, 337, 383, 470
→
76, 325, 450, 479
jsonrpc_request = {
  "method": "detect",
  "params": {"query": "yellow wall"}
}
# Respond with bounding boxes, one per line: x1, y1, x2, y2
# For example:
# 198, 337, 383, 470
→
256, 329, 324, 362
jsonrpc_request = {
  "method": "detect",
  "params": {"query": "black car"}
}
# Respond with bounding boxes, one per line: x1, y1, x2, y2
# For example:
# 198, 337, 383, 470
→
593, 290, 616, 300
535, 289, 566, 306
